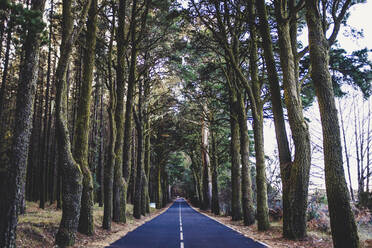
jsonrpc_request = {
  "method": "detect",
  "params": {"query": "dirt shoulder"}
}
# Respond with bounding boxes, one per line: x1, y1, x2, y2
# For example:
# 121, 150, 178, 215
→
188, 202, 335, 248
17, 202, 171, 248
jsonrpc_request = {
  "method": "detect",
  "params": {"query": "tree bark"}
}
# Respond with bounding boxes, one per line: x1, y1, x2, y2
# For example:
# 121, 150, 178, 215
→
143, 118, 151, 213
256, 0, 296, 237
210, 129, 220, 215
236, 91, 255, 226
103, 7, 116, 230
113, 0, 128, 224
201, 111, 211, 210
156, 159, 163, 209
134, 82, 144, 219
0, 1, 45, 246
274, 0, 311, 238
55, 0, 91, 245
305, 1, 360, 247
246, 0, 270, 230
229, 86, 242, 221
74, 0, 97, 235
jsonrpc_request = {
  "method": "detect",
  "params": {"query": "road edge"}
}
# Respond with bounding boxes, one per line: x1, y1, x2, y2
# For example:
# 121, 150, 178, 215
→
88, 202, 174, 247
186, 201, 272, 248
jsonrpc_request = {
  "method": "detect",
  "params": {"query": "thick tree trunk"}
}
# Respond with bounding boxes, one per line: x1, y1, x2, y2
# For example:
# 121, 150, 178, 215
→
246, 1, 270, 229
229, 87, 242, 221
55, 0, 91, 245
236, 91, 255, 226
0, 1, 45, 246
74, 0, 97, 235
275, 2, 311, 238
256, 0, 294, 237
113, 0, 128, 224
305, 2, 360, 247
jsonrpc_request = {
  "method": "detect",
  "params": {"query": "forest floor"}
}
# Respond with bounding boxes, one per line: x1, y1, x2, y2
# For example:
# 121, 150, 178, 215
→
16, 201, 170, 247
194, 207, 372, 248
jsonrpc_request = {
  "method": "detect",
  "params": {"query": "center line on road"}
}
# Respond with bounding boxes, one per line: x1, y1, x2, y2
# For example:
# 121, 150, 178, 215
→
179, 201, 184, 247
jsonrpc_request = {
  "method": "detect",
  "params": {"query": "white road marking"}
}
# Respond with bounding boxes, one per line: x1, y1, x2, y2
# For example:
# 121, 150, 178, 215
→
179, 201, 184, 247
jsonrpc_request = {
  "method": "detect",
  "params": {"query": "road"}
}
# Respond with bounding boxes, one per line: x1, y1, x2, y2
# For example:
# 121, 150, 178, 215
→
107, 198, 267, 248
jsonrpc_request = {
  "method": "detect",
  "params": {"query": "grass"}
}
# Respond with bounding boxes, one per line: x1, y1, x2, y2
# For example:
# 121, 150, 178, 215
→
16, 201, 161, 248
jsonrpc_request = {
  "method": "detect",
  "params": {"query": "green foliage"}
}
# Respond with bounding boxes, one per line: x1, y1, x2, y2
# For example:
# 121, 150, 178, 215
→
300, 47, 372, 102
3, 2, 46, 46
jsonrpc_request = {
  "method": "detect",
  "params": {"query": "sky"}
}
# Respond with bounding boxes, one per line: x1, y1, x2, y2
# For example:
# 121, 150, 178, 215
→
338, 1, 372, 54
299, 1, 372, 56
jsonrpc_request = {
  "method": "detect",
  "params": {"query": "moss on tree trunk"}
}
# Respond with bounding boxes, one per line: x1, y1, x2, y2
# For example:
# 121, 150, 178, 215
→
237, 91, 255, 226
229, 86, 242, 221
305, 1, 360, 247
274, 2, 311, 238
73, 0, 97, 236
54, 0, 91, 245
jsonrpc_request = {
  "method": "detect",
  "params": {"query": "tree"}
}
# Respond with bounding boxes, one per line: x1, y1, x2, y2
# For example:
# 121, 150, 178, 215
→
305, 0, 360, 246
54, 0, 91, 245
0, 0, 45, 246
73, 0, 98, 235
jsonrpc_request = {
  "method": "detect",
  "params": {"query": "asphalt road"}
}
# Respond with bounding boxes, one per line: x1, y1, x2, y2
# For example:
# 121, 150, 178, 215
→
107, 198, 267, 248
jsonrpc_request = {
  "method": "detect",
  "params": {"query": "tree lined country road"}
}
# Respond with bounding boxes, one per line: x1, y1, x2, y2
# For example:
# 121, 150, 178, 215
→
107, 199, 267, 248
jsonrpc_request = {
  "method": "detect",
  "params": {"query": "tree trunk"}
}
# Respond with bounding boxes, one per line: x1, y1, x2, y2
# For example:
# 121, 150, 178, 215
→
275, 2, 311, 238
113, 0, 128, 224
210, 129, 220, 215
236, 91, 255, 226
246, 1, 270, 229
55, 0, 91, 245
143, 119, 151, 213
201, 112, 211, 210
97, 80, 104, 207
305, 2, 360, 247
134, 82, 144, 219
74, 0, 97, 235
156, 160, 163, 209
229, 86, 242, 221
38, 65, 46, 210
0, 1, 45, 246
0, 14, 13, 128
256, 0, 294, 237
103, 8, 116, 230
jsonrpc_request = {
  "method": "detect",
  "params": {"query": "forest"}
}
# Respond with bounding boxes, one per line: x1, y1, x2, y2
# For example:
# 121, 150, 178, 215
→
0, 0, 371, 247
